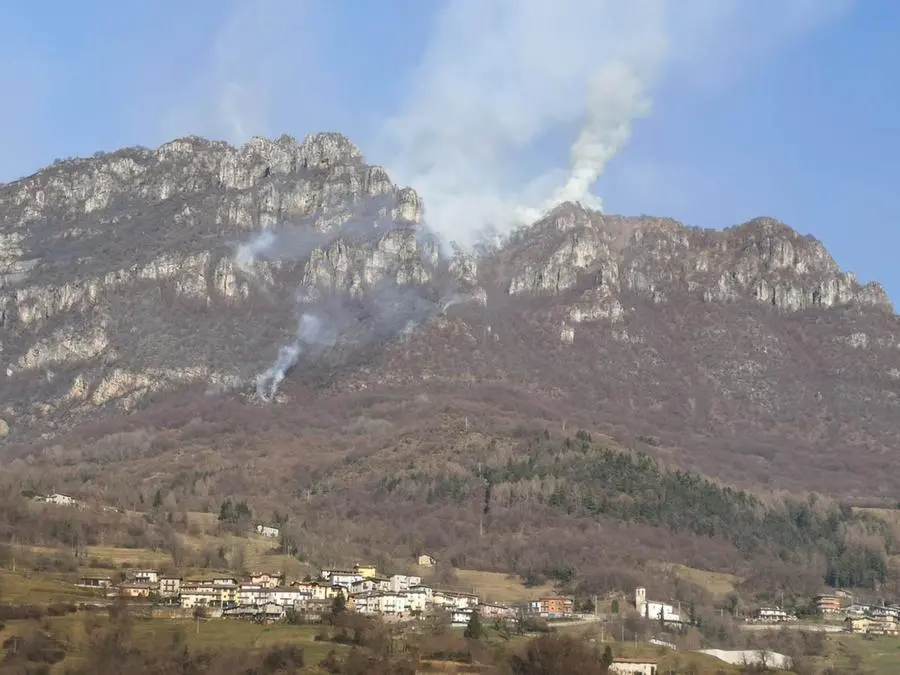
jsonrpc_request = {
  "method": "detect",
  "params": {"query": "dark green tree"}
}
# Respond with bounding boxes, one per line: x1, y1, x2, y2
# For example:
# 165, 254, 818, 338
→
601, 645, 613, 668
464, 609, 484, 640
328, 593, 346, 624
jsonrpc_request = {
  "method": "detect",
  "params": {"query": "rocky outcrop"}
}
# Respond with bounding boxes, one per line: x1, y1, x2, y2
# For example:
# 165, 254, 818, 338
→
0, 133, 445, 438
495, 206, 890, 319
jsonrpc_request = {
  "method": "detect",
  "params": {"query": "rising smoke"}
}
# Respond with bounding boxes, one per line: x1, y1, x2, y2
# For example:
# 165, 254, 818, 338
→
372, 0, 853, 247
255, 313, 334, 401
377, 0, 667, 247
233, 204, 466, 401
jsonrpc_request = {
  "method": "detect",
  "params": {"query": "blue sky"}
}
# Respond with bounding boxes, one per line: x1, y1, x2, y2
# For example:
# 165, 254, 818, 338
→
2, 0, 898, 301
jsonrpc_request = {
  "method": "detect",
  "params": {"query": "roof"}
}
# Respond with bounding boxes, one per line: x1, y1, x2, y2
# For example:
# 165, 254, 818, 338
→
613, 658, 659, 664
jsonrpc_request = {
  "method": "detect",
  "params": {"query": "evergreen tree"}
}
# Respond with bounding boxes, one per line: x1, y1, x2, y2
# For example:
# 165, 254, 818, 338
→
611, 599, 620, 614
152, 489, 163, 509
464, 609, 484, 640
601, 645, 614, 668
330, 593, 346, 620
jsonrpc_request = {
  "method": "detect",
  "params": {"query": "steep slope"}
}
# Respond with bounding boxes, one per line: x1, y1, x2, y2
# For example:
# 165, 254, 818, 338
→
2, 133, 900, 500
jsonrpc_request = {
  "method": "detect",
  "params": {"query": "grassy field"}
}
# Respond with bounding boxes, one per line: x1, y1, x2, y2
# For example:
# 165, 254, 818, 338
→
820, 633, 900, 674
451, 569, 554, 603
648, 562, 742, 598
0, 613, 347, 673
0, 569, 103, 604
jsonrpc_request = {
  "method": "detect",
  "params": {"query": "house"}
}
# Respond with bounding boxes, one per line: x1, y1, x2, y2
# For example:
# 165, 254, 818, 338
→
180, 584, 217, 608
479, 602, 516, 620
159, 577, 182, 598
404, 587, 431, 614
223, 602, 285, 623
353, 590, 410, 616
528, 596, 575, 618
119, 582, 152, 599
848, 615, 900, 636
250, 572, 282, 589
610, 659, 658, 675
433, 589, 479, 611
845, 616, 871, 634
451, 608, 474, 624
635, 588, 681, 624
844, 604, 875, 616
270, 587, 313, 608
130, 569, 159, 584
212, 577, 238, 587
389, 574, 422, 592
320, 569, 364, 589
180, 581, 238, 608
816, 594, 842, 614
238, 584, 269, 607
416, 553, 437, 567
293, 580, 344, 599
76, 576, 113, 589
756, 607, 794, 622
350, 577, 392, 594
255, 524, 280, 538
42, 493, 78, 506
353, 563, 377, 579
871, 605, 900, 620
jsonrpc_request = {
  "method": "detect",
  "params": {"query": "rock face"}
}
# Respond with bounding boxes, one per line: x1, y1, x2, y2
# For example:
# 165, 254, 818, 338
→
0, 133, 441, 436
2, 133, 900, 497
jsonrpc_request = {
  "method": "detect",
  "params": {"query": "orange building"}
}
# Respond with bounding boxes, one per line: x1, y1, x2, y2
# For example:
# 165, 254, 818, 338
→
530, 596, 575, 616
815, 594, 842, 614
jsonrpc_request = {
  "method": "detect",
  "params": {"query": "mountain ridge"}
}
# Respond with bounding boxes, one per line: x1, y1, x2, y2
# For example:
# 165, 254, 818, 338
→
2, 132, 900, 501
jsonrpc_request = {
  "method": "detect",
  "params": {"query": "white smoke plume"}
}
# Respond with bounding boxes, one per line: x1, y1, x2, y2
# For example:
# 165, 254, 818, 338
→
375, 0, 854, 248
231, 200, 462, 401
377, 0, 667, 247
255, 313, 335, 400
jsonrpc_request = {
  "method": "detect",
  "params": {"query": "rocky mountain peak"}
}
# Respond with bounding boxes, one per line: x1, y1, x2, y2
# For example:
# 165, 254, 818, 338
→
1, 132, 897, 470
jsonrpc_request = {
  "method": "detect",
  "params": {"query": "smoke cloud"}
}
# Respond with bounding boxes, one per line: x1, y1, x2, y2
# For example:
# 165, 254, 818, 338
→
374, 0, 854, 248
255, 313, 334, 401
232, 203, 464, 401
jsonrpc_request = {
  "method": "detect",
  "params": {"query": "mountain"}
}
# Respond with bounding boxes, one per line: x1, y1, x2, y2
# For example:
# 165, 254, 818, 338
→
6, 132, 900, 593
3, 133, 898, 498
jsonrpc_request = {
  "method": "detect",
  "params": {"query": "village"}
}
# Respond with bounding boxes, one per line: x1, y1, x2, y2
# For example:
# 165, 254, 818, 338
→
73, 550, 900, 639
76, 556, 569, 626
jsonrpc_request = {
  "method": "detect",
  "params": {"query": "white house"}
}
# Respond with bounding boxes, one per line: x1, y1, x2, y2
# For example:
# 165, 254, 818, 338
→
350, 577, 392, 594
433, 589, 479, 611
390, 574, 422, 592
256, 524, 280, 538
480, 602, 516, 620
238, 584, 269, 607
756, 607, 794, 622
451, 608, 474, 625
131, 569, 159, 584
635, 588, 681, 624
43, 493, 78, 506
320, 569, 364, 589
159, 577, 182, 598
270, 587, 312, 608
610, 659, 658, 675
180, 585, 217, 608
353, 591, 410, 616
405, 587, 431, 614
